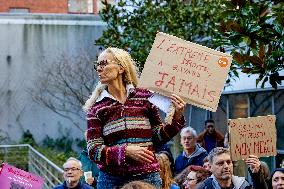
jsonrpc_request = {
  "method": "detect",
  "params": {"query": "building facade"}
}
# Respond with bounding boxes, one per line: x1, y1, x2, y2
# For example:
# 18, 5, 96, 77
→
0, 0, 115, 14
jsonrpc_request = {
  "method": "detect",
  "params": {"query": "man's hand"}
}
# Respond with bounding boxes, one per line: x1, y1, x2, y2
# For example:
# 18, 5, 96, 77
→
126, 146, 155, 163
86, 177, 95, 185
245, 155, 261, 173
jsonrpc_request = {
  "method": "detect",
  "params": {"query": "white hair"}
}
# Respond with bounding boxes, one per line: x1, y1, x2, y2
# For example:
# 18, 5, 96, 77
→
63, 157, 82, 169
180, 126, 197, 137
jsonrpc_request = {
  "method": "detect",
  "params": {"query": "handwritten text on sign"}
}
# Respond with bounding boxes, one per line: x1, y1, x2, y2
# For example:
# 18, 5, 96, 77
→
0, 163, 44, 189
139, 32, 232, 111
229, 115, 276, 161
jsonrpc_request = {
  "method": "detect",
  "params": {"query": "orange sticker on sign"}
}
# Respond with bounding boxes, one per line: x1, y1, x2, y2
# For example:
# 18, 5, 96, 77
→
217, 57, 229, 67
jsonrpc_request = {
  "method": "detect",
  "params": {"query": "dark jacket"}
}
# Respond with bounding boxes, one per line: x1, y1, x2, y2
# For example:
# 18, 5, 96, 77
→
53, 181, 94, 189
196, 130, 224, 153
174, 144, 207, 174
78, 149, 99, 187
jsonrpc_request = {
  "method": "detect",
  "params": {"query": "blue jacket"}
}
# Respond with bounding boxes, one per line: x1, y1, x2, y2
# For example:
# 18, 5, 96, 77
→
174, 144, 207, 174
53, 181, 94, 189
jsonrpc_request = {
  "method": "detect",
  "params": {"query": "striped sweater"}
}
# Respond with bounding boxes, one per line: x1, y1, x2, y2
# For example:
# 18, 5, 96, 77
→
86, 87, 185, 176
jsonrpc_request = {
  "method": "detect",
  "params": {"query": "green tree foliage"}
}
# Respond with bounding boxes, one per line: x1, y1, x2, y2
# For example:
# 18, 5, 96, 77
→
97, 0, 283, 88
96, 0, 222, 71
216, 0, 284, 88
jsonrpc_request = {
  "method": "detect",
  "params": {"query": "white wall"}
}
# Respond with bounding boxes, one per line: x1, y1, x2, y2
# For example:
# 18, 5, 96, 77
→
0, 13, 105, 143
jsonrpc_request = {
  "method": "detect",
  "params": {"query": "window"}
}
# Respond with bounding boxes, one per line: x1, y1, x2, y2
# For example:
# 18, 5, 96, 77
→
275, 90, 284, 150
212, 95, 228, 134
229, 94, 248, 119
249, 92, 273, 117
9, 8, 29, 13
190, 106, 207, 134
68, 0, 93, 14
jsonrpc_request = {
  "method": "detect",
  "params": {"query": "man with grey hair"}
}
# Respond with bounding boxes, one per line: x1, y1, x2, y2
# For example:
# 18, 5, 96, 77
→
196, 147, 264, 189
54, 157, 94, 189
174, 127, 207, 174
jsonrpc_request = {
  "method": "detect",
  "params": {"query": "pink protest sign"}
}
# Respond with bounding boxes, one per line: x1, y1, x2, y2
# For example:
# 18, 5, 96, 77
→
0, 163, 44, 189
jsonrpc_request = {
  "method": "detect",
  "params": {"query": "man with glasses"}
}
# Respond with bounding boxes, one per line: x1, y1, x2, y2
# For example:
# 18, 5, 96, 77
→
175, 127, 208, 174
54, 157, 94, 189
197, 119, 224, 153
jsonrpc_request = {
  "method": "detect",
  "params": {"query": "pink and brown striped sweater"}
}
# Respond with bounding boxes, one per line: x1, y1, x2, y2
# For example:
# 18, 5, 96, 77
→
86, 87, 185, 176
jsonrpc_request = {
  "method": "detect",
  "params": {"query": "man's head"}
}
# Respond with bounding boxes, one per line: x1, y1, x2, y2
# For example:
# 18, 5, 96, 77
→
63, 157, 83, 187
208, 147, 233, 181
180, 127, 197, 151
205, 119, 215, 135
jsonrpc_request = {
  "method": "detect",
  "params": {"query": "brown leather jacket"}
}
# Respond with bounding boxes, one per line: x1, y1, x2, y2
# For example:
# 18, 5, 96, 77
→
196, 130, 224, 152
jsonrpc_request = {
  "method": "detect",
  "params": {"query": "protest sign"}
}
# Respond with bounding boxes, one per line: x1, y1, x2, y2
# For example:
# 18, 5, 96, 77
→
139, 32, 232, 111
0, 163, 44, 189
228, 115, 276, 161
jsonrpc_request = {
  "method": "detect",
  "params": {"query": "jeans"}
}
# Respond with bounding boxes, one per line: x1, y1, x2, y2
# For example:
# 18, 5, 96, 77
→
96, 171, 162, 189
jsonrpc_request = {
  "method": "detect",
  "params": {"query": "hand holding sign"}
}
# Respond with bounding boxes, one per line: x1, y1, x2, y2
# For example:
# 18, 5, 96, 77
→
245, 155, 261, 173
170, 94, 186, 120
139, 32, 232, 112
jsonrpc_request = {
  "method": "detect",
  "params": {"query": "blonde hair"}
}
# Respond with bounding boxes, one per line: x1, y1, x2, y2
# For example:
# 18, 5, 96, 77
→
121, 180, 156, 189
156, 153, 176, 189
83, 47, 139, 112
260, 161, 270, 180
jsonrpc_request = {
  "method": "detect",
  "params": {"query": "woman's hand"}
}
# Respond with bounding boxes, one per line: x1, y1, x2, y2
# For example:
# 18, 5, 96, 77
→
170, 94, 186, 119
126, 146, 155, 163
245, 155, 261, 173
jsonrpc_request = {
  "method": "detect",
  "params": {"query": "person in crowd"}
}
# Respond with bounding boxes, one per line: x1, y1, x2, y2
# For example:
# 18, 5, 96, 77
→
175, 165, 192, 188
202, 156, 210, 171
223, 132, 229, 149
54, 157, 93, 189
260, 161, 270, 181
196, 120, 224, 153
175, 127, 207, 174
156, 151, 180, 189
156, 142, 175, 172
83, 47, 186, 188
78, 132, 99, 188
121, 180, 156, 189
197, 147, 265, 189
269, 168, 284, 189
183, 165, 211, 189
78, 148, 99, 187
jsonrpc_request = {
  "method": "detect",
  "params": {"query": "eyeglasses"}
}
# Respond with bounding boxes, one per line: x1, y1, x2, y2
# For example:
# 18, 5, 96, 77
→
93, 59, 119, 70
63, 167, 81, 172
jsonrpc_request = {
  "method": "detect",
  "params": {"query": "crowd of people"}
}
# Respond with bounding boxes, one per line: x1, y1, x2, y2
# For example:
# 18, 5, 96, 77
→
52, 47, 284, 189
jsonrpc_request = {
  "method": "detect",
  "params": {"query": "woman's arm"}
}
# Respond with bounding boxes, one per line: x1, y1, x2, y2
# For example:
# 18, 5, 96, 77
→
86, 112, 127, 167
148, 94, 185, 145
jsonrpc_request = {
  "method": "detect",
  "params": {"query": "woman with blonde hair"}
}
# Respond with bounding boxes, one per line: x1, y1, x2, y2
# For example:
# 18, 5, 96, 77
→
121, 180, 156, 189
156, 151, 180, 189
84, 47, 186, 188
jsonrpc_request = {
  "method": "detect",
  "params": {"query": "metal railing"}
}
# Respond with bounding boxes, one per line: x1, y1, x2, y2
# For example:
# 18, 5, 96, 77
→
0, 144, 64, 189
